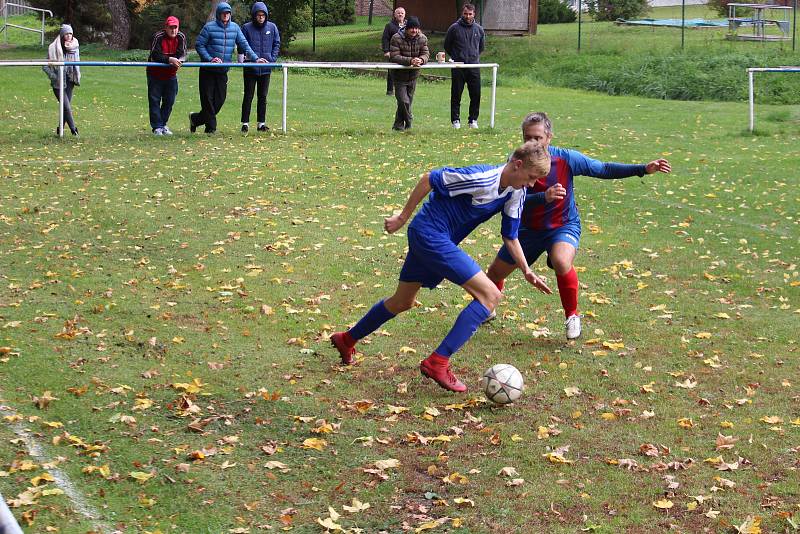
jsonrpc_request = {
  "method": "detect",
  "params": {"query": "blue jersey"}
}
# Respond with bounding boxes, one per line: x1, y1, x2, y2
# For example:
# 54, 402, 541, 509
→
409, 163, 526, 244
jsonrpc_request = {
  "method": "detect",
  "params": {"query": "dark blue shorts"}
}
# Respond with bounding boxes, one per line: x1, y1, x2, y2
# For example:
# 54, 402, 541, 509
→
399, 227, 481, 289
496, 223, 581, 266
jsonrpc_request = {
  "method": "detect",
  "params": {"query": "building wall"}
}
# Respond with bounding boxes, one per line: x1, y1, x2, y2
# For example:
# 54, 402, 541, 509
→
355, 0, 394, 17
483, 0, 531, 32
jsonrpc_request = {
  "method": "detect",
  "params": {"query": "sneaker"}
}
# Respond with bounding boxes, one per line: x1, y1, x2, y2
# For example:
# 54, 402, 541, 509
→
188, 113, 196, 133
420, 353, 467, 393
153, 128, 164, 136
241, 123, 249, 133
565, 314, 582, 339
162, 126, 173, 135
71, 128, 79, 137
257, 123, 269, 132
468, 120, 478, 129
392, 123, 405, 131
452, 120, 461, 129
330, 332, 355, 365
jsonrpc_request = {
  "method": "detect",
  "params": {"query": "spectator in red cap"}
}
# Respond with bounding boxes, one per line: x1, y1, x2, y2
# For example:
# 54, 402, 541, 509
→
146, 15, 187, 135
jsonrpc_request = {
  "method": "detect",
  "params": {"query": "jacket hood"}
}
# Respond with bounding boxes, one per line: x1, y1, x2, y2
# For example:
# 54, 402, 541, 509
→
251, 2, 268, 18
458, 17, 473, 26
216, 2, 232, 21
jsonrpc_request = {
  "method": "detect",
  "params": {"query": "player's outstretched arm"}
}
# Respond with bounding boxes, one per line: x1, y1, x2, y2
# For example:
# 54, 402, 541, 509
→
384, 173, 432, 234
502, 237, 552, 295
645, 159, 671, 174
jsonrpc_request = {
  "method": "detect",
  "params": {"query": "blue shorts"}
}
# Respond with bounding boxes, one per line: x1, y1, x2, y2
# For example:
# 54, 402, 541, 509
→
399, 227, 481, 289
496, 223, 581, 267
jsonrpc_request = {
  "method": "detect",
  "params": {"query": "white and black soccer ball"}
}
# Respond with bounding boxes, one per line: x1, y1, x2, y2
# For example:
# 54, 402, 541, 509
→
481, 364, 524, 405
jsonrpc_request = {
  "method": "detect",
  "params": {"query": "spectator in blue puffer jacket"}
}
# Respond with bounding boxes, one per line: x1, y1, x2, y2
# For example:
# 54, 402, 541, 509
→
189, 2, 266, 134
238, 2, 280, 133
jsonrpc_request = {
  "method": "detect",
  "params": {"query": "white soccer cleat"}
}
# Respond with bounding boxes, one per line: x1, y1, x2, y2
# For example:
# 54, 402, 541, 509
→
468, 120, 478, 129
482, 309, 497, 324
452, 120, 461, 129
162, 125, 173, 135
565, 314, 581, 339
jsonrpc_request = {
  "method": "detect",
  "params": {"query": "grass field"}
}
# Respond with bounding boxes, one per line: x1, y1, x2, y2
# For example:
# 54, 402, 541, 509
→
0, 40, 799, 534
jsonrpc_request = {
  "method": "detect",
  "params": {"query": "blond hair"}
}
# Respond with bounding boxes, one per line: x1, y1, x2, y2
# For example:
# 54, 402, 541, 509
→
512, 140, 551, 177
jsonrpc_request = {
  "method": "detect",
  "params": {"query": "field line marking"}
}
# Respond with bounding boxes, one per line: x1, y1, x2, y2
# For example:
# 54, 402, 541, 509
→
0, 401, 115, 533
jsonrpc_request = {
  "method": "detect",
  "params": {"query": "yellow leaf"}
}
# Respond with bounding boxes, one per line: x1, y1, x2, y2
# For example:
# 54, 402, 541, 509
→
734, 515, 762, 534
31, 472, 55, 486
414, 520, 441, 532
677, 418, 694, 429
543, 452, 573, 464
40, 488, 64, 497
398, 346, 417, 354
602, 341, 625, 350
563, 386, 582, 397
760, 416, 783, 425
714, 313, 730, 319
453, 497, 475, 507
316, 517, 343, 531
129, 471, 155, 484
695, 332, 712, 339
374, 459, 400, 470
301, 438, 327, 451
653, 499, 674, 509
601, 412, 618, 421
342, 498, 371, 513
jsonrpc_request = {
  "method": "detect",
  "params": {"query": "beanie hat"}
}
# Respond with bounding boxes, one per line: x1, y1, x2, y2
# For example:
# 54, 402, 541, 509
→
405, 16, 420, 29
60, 24, 73, 36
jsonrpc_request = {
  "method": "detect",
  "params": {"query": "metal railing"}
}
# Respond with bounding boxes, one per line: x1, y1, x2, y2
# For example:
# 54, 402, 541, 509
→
0, 2, 53, 46
0, 60, 500, 137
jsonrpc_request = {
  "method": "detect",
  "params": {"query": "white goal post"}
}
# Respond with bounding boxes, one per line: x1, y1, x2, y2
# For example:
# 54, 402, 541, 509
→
747, 66, 800, 132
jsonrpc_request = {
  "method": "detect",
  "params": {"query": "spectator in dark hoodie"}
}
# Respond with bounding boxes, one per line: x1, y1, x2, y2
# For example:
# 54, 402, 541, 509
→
381, 6, 405, 96
444, 3, 485, 130
190, 2, 265, 134
146, 16, 187, 136
239, 2, 280, 133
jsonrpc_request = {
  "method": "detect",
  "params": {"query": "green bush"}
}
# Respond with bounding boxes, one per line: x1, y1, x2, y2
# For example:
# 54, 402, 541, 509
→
312, 0, 355, 27
538, 0, 577, 24
587, 0, 650, 21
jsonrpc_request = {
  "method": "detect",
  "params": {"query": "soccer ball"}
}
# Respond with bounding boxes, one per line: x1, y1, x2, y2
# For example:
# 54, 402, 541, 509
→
481, 364, 524, 405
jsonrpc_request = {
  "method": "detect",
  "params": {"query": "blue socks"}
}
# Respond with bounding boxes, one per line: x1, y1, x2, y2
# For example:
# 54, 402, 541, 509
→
348, 300, 396, 341
435, 300, 491, 358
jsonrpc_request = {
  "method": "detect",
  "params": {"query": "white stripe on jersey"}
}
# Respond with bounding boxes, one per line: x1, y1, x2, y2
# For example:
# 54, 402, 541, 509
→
441, 164, 513, 206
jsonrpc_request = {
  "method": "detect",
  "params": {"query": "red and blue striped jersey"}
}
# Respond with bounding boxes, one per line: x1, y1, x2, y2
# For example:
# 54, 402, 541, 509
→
522, 146, 646, 231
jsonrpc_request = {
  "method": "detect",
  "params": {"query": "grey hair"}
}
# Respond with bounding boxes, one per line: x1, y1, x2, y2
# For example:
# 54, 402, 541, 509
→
521, 112, 553, 137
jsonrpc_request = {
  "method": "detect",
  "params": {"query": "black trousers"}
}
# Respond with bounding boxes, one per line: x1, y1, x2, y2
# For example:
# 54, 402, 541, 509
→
53, 80, 76, 133
191, 68, 228, 133
241, 71, 271, 124
450, 67, 481, 123
393, 78, 416, 129
386, 70, 393, 94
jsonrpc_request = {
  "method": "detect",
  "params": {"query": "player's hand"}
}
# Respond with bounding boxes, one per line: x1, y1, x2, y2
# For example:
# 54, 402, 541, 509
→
168, 57, 182, 68
545, 183, 566, 203
384, 52, 391, 58
256, 58, 268, 63
411, 57, 421, 67
524, 270, 552, 294
211, 57, 223, 63
646, 159, 671, 174
384, 214, 406, 234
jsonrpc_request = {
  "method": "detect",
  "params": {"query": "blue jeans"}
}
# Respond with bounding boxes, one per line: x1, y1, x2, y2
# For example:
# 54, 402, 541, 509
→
147, 74, 178, 130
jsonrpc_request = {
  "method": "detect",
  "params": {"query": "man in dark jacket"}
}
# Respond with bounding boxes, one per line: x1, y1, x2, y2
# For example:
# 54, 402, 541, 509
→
444, 3, 485, 129
190, 2, 265, 134
147, 16, 187, 136
389, 16, 428, 131
381, 6, 405, 96
239, 2, 280, 133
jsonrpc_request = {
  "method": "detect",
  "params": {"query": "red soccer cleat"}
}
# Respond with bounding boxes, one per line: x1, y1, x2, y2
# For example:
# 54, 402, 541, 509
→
331, 331, 356, 365
420, 353, 467, 393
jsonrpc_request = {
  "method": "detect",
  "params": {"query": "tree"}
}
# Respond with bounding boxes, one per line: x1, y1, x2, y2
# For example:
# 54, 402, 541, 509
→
107, 0, 131, 49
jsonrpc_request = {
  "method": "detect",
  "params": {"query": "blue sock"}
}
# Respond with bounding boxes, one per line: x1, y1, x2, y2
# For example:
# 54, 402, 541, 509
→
435, 300, 491, 358
348, 300, 396, 341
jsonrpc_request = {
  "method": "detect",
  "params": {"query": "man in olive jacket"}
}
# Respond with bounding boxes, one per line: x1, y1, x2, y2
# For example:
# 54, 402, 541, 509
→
389, 16, 429, 131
